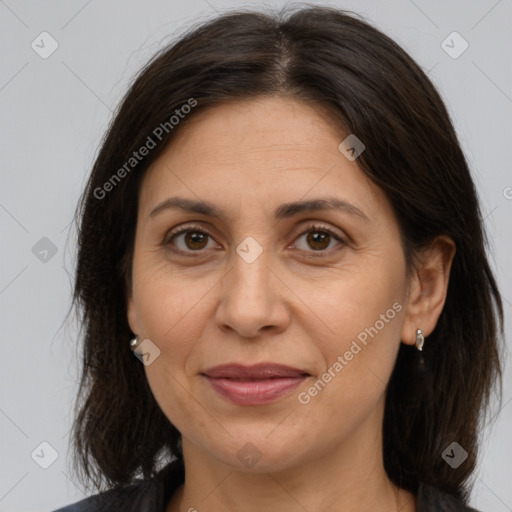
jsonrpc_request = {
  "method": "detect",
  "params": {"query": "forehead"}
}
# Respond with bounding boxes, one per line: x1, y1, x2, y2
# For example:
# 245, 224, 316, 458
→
138, 96, 389, 223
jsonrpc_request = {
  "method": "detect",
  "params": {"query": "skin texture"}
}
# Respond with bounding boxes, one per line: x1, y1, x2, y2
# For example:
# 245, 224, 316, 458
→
127, 96, 455, 512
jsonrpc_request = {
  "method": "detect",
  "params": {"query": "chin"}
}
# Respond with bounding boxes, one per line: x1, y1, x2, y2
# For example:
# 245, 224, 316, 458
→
202, 431, 311, 473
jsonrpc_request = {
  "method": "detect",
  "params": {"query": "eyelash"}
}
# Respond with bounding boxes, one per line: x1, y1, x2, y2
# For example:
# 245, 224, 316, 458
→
163, 223, 346, 258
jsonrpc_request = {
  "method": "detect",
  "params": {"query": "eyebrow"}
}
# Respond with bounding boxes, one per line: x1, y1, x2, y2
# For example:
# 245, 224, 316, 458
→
149, 196, 369, 222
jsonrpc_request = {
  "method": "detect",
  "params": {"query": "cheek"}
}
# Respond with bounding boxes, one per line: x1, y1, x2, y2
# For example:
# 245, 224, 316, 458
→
296, 257, 405, 348
133, 270, 214, 431
132, 260, 216, 343
298, 258, 406, 402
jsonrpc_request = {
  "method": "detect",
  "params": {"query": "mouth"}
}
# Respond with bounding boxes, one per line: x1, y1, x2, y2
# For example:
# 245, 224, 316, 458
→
201, 363, 311, 405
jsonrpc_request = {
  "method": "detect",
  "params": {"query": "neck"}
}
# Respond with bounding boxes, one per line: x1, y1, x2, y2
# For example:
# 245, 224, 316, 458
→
166, 404, 416, 512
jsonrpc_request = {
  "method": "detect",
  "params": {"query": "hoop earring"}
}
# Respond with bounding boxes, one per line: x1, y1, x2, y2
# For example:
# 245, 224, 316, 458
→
130, 337, 138, 348
415, 329, 424, 351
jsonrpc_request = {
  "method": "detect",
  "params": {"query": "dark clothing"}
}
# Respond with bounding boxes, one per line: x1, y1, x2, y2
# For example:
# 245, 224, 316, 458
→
54, 458, 479, 511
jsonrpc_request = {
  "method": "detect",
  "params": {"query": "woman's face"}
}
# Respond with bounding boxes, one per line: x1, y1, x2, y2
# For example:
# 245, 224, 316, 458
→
127, 96, 414, 472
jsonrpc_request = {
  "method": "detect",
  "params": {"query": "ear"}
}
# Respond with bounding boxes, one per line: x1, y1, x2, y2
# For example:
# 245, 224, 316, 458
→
400, 235, 456, 346
127, 293, 139, 336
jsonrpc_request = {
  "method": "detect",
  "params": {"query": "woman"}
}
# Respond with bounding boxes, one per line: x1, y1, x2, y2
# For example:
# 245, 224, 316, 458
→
55, 5, 503, 512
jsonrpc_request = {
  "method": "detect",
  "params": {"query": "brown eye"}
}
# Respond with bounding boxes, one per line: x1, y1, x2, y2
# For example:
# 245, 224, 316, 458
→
293, 225, 345, 254
166, 228, 217, 252
183, 231, 209, 250
306, 231, 331, 251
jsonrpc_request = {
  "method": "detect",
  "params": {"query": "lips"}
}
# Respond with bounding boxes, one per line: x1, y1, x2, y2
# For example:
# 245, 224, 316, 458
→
202, 363, 310, 379
201, 363, 310, 405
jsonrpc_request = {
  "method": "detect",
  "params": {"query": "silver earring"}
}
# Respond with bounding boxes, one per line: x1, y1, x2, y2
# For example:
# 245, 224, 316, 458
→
415, 329, 424, 351
130, 337, 138, 348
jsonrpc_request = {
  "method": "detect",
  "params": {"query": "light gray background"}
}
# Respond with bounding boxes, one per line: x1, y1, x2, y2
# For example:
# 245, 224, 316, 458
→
1, 1, 511, 510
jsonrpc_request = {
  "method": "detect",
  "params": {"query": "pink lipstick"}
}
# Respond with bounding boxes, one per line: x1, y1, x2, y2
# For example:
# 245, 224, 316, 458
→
201, 363, 310, 405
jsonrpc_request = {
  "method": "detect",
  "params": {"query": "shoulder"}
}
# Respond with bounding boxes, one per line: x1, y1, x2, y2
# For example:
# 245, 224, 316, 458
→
417, 482, 480, 512
52, 459, 184, 512
52, 479, 161, 512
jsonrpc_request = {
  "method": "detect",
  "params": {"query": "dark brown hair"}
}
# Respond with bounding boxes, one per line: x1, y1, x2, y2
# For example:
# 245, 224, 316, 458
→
71, 4, 504, 503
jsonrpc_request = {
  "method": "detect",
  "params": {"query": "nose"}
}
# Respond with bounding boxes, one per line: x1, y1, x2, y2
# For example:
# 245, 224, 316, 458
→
214, 249, 290, 339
